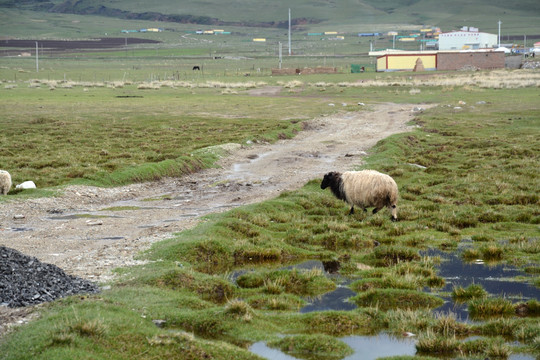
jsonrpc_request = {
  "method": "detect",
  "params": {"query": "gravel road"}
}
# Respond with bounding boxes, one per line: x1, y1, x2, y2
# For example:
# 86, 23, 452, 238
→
0, 102, 421, 332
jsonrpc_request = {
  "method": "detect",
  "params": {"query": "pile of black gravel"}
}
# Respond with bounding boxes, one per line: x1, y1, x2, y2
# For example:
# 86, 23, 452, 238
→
1, 246, 100, 308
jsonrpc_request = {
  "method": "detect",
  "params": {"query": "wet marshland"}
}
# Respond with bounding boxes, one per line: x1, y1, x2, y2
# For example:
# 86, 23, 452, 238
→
248, 249, 540, 360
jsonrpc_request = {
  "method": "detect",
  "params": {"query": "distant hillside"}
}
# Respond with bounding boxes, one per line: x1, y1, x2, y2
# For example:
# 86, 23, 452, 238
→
1, 0, 539, 35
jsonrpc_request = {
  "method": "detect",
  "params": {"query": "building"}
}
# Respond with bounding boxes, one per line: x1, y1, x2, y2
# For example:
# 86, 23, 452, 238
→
370, 49, 505, 72
376, 51, 438, 72
439, 28, 497, 50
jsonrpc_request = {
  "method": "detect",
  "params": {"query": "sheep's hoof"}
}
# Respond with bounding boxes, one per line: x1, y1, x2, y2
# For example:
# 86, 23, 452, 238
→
391, 217, 398, 222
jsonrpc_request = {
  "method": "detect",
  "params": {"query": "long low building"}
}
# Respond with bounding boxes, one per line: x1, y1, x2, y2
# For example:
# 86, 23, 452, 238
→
369, 49, 505, 72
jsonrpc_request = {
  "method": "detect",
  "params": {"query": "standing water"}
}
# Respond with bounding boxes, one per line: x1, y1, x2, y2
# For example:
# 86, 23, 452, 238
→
249, 251, 539, 360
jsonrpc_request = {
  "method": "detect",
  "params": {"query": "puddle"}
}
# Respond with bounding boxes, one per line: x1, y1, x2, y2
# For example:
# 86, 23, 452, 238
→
246, 256, 539, 360
6, 227, 33, 232
97, 237, 125, 241
233, 152, 272, 172
426, 250, 540, 320
48, 214, 121, 220
341, 334, 416, 360
234, 260, 357, 313
240, 255, 539, 318
300, 285, 357, 312
250, 333, 416, 360
250, 334, 536, 360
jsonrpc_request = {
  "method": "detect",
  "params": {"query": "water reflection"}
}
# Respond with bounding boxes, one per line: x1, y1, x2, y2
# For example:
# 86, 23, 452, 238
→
282, 260, 357, 313
249, 333, 416, 360
300, 285, 357, 313
341, 334, 416, 360
247, 254, 539, 360
426, 250, 540, 320
250, 335, 536, 360
236, 253, 539, 319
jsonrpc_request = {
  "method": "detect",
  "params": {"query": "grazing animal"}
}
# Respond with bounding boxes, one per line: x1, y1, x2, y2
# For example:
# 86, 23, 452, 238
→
192, 66, 201, 71
0, 170, 12, 195
321, 170, 398, 221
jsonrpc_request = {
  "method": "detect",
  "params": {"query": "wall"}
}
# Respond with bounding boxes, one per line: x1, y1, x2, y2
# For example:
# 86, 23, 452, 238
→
437, 52, 505, 70
377, 54, 437, 71
271, 67, 337, 75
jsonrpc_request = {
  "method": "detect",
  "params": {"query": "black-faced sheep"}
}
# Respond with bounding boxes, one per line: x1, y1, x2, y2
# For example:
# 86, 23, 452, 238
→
0, 170, 12, 195
321, 170, 398, 221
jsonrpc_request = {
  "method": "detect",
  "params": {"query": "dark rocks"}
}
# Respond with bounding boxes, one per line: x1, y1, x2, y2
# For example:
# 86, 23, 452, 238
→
0, 246, 99, 308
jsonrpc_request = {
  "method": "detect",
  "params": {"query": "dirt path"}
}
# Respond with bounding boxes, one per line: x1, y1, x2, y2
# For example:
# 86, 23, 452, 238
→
0, 103, 420, 284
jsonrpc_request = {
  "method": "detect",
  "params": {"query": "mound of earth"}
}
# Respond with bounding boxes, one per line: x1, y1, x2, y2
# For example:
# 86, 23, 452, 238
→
0, 246, 99, 308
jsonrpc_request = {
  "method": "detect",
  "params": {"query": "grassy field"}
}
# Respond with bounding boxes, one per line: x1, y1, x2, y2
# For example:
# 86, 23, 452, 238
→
1, 3, 539, 359
0, 68, 539, 359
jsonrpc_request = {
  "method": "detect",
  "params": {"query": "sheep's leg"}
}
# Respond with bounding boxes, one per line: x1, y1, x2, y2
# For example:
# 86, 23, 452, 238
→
349, 206, 355, 215
372, 207, 383, 214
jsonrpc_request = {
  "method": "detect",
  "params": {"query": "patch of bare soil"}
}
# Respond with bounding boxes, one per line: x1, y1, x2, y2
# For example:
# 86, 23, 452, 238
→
0, 102, 425, 335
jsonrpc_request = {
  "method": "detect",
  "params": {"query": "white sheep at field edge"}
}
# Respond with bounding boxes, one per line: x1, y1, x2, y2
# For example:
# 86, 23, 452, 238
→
321, 170, 399, 221
0, 170, 12, 195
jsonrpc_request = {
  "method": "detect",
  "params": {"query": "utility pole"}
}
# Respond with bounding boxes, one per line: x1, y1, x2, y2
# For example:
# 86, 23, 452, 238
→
279, 42, 282, 69
35, 42, 39, 72
288, 8, 291, 55
498, 20, 502, 47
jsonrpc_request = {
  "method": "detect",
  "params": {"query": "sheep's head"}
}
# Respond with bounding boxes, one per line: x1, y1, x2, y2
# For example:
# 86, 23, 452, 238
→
321, 171, 341, 189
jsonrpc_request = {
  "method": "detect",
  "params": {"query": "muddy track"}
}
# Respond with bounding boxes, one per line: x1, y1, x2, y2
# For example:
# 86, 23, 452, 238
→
0, 103, 421, 284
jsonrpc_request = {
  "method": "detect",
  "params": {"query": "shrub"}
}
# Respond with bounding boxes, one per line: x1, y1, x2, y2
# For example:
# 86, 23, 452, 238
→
416, 335, 460, 355
247, 294, 305, 311
352, 289, 444, 311
480, 244, 504, 261
373, 245, 421, 266
268, 334, 353, 359
304, 311, 375, 336
158, 270, 235, 304
469, 298, 515, 319
451, 284, 488, 301
431, 313, 471, 336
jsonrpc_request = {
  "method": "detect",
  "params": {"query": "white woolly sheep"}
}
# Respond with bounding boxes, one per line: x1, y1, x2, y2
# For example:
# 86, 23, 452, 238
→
321, 170, 399, 221
0, 170, 12, 195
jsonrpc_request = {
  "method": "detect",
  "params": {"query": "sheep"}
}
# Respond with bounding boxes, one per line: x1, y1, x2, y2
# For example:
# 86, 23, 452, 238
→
321, 170, 398, 221
0, 170, 12, 195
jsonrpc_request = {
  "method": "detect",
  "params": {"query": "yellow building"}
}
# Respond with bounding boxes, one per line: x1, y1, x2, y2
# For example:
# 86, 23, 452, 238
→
374, 51, 437, 72
398, 37, 416, 42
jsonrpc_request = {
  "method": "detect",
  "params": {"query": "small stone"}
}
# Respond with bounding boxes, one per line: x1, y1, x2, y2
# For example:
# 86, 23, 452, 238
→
86, 220, 103, 226
152, 319, 167, 328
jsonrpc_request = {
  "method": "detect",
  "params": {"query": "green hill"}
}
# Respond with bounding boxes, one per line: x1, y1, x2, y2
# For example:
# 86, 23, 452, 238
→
0, 0, 538, 40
